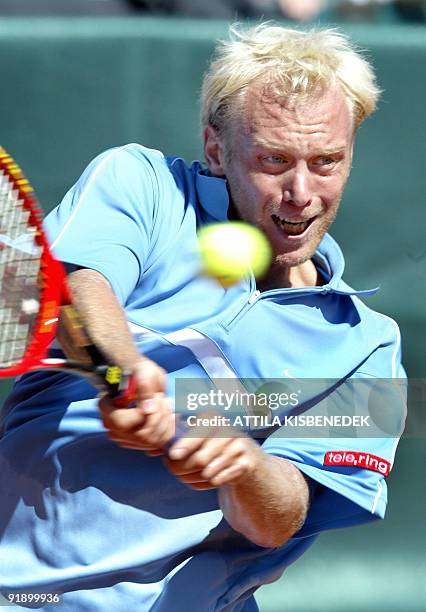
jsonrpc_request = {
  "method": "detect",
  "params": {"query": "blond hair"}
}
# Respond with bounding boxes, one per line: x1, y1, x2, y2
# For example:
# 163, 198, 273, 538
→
201, 24, 380, 133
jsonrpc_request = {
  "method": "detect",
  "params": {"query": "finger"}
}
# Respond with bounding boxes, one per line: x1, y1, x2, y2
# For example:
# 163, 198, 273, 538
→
133, 359, 167, 399
187, 482, 217, 491
163, 456, 193, 475
170, 469, 219, 489
208, 462, 248, 487
167, 436, 206, 461
137, 396, 173, 432
112, 442, 144, 450
174, 470, 207, 484
100, 401, 146, 433
200, 439, 243, 480
107, 435, 160, 451
119, 443, 165, 453
108, 408, 175, 451
163, 441, 226, 476
139, 392, 172, 414
167, 436, 230, 474
145, 449, 166, 457
102, 393, 169, 435
135, 412, 175, 448
167, 414, 229, 461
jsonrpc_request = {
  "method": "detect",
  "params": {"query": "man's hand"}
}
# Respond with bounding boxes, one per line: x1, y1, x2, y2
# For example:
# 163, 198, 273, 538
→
164, 417, 263, 490
99, 357, 176, 455
101, 395, 310, 547
164, 415, 309, 548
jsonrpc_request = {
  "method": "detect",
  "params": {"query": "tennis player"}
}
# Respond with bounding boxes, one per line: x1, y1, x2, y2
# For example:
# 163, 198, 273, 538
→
0, 24, 405, 610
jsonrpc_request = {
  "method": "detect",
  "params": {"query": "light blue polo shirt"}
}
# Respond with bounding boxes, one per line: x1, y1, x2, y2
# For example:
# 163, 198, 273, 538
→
0, 144, 405, 611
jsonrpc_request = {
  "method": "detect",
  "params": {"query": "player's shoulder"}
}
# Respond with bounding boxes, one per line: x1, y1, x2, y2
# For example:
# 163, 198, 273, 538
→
80, 143, 202, 190
79, 143, 171, 181
347, 288, 402, 348
342, 282, 398, 328
338, 276, 400, 334
77, 143, 187, 206
87, 143, 168, 175
332, 279, 405, 378
318, 235, 402, 342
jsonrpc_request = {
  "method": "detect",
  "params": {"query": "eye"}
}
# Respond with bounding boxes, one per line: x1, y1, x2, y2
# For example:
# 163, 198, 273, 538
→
313, 156, 336, 167
263, 155, 288, 165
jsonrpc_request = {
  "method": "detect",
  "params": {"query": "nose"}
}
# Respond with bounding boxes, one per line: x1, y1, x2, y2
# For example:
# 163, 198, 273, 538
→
282, 162, 312, 208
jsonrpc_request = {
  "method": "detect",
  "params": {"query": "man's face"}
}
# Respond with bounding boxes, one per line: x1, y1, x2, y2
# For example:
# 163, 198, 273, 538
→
205, 83, 354, 271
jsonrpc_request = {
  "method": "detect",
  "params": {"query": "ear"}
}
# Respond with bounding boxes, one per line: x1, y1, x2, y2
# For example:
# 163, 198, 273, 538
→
348, 139, 354, 171
203, 125, 226, 176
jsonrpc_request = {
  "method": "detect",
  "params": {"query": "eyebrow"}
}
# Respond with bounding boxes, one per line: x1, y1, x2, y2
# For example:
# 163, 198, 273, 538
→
252, 138, 348, 154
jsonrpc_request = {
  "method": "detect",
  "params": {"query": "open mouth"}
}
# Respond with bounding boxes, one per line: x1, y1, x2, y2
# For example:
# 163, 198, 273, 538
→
271, 214, 315, 237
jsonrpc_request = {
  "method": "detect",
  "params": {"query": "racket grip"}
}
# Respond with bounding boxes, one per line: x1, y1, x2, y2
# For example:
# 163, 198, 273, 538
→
110, 374, 138, 408
107, 371, 188, 449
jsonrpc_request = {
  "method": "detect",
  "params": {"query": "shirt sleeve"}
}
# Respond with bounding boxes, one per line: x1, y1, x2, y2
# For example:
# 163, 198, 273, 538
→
262, 318, 406, 537
44, 144, 168, 305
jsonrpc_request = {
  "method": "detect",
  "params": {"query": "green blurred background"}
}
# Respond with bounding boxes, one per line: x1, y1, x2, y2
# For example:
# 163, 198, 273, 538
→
0, 16, 425, 611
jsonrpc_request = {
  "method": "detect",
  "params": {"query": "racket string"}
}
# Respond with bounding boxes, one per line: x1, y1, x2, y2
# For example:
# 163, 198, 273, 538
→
0, 169, 42, 367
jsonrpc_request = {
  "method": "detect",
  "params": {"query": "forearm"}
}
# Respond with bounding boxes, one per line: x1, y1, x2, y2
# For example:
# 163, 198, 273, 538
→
218, 453, 310, 548
65, 268, 141, 371
64, 268, 173, 448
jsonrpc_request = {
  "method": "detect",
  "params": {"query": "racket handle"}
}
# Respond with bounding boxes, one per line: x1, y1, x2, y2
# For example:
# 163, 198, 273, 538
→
108, 372, 188, 449
110, 374, 138, 408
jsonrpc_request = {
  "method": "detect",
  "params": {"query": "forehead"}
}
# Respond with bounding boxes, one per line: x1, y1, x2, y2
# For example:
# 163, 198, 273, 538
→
239, 82, 354, 149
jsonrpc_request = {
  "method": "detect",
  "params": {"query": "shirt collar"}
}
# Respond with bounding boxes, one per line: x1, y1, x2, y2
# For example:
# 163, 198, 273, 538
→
314, 233, 344, 286
315, 233, 379, 296
194, 162, 229, 221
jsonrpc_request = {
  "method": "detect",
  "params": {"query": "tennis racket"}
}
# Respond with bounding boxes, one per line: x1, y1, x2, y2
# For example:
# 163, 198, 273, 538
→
0, 146, 136, 405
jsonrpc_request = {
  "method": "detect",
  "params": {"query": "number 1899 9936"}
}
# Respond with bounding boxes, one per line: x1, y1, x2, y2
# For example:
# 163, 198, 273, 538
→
4, 593, 61, 605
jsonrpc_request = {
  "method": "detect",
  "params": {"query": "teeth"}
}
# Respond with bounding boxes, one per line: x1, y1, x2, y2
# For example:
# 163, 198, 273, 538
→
272, 214, 305, 225
271, 214, 311, 236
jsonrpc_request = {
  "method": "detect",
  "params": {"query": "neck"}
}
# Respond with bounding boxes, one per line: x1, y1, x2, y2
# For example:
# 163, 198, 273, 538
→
257, 259, 324, 290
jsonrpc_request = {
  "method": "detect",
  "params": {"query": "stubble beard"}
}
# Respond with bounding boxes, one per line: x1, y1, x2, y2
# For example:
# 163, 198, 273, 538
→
273, 202, 340, 269
229, 177, 341, 270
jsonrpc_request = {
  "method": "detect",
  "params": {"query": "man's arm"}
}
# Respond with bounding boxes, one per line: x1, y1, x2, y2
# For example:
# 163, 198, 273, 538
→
64, 267, 147, 373
164, 432, 310, 548
67, 269, 310, 544
60, 267, 176, 450
218, 453, 310, 548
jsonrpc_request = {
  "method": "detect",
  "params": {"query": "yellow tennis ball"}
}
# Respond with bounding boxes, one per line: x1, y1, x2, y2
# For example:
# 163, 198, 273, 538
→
197, 222, 272, 287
